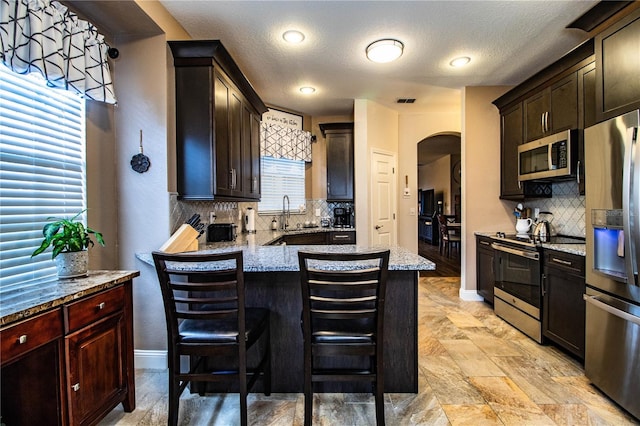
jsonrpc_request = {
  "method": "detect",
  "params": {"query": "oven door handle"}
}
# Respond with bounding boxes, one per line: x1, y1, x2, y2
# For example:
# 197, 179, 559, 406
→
584, 294, 640, 326
491, 242, 539, 260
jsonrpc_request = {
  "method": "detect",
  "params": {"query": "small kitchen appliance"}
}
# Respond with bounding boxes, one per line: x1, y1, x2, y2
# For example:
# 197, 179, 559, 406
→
333, 207, 351, 228
207, 223, 237, 242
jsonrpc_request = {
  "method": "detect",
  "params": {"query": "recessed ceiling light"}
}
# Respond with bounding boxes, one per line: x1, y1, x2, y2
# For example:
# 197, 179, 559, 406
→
449, 56, 471, 67
299, 86, 316, 94
366, 39, 404, 63
283, 30, 305, 44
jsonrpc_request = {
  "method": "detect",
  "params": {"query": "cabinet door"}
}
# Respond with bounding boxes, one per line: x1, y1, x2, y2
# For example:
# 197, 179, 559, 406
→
242, 106, 261, 200
326, 130, 354, 201
214, 72, 234, 197
578, 61, 596, 195
66, 313, 127, 426
542, 252, 586, 359
476, 238, 495, 302
500, 103, 524, 199
596, 8, 640, 121
549, 73, 578, 133
524, 91, 549, 142
175, 66, 215, 199
1, 340, 65, 425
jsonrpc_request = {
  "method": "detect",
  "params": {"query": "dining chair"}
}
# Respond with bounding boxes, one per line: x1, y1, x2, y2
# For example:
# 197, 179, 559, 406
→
437, 214, 461, 258
298, 250, 390, 426
152, 250, 271, 426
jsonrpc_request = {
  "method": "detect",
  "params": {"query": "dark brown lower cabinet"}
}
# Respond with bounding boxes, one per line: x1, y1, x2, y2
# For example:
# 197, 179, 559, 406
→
475, 236, 495, 303
542, 250, 586, 359
0, 281, 135, 426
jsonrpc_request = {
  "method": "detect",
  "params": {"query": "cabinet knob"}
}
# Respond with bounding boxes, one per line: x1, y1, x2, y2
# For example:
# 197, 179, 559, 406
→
72, 383, 80, 392
98, 302, 106, 310
18, 334, 27, 344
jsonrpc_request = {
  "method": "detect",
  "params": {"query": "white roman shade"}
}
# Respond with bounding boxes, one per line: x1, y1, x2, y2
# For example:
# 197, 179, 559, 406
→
0, 64, 86, 289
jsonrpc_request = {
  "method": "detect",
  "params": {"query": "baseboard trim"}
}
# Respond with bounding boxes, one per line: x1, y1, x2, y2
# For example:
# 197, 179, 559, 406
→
134, 349, 167, 370
459, 289, 484, 302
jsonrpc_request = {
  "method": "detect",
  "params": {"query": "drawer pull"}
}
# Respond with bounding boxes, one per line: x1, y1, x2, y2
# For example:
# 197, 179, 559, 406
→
72, 383, 80, 392
551, 257, 572, 266
98, 302, 106, 310
334, 235, 350, 239
18, 334, 27, 344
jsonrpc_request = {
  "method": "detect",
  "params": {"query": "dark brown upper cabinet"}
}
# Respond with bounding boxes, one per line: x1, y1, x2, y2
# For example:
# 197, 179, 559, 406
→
595, 7, 640, 122
524, 73, 579, 143
169, 40, 267, 201
320, 123, 354, 202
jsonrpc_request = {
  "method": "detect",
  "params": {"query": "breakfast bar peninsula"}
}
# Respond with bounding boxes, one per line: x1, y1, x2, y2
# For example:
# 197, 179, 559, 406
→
138, 230, 434, 393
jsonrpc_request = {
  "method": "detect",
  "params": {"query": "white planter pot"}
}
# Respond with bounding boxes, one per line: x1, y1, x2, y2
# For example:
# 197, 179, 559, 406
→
55, 251, 89, 279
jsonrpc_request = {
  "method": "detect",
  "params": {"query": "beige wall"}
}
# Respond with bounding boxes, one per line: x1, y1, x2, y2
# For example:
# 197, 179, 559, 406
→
354, 100, 399, 247
461, 86, 516, 299
419, 155, 452, 213
397, 107, 461, 252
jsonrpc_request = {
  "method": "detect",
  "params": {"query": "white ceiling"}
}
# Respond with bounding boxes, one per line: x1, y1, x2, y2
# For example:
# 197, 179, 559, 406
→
158, 0, 596, 117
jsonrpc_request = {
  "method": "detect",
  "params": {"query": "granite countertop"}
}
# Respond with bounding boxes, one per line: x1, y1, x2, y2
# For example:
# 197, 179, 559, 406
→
475, 231, 586, 256
0, 270, 140, 327
137, 228, 434, 272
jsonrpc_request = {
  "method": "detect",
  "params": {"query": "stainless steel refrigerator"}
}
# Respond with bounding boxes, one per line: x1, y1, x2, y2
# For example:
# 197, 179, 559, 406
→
584, 109, 640, 420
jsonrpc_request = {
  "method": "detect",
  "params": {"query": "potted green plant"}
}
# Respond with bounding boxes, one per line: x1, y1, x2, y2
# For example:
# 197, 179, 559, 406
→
31, 210, 105, 278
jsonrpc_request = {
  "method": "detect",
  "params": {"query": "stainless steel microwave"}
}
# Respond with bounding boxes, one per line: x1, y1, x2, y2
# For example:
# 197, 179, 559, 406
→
518, 129, 578, 181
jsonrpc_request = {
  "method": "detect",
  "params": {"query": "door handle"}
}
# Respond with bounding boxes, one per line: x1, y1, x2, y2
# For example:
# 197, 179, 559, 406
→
375, 225, 383, 230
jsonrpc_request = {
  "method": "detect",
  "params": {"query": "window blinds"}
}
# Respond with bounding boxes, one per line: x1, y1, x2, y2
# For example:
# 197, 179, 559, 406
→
259, 156, 306, 213
0, 64, 86, 290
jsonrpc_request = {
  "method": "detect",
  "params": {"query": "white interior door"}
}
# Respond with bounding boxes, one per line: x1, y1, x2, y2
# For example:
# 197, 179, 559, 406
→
370, 149, 397, 246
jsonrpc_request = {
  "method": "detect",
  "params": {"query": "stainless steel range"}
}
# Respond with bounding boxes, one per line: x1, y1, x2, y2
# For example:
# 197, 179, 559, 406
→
489, 233, 584, 343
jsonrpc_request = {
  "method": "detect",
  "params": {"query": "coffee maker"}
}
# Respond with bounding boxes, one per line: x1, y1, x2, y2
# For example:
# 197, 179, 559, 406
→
333, 207, 352, 228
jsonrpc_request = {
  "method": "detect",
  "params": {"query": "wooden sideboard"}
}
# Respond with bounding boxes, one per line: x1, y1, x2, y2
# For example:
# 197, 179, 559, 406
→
0, 272, 138, 425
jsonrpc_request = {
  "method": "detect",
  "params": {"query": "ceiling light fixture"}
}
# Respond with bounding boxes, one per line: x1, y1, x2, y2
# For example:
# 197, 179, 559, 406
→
449, 56, 471, 67
299, 86, 316, 94
366, 39, 404, 63
283, 30, 305, 44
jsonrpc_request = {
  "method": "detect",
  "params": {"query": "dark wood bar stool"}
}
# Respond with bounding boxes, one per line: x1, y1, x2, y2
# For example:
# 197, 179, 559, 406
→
298, 250, 390, 426
152, 251, 271, 426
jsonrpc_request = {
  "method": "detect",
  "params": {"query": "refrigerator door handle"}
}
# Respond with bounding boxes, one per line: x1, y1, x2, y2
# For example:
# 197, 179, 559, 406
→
623, 127, 638, 285
584, 294, 640, 326
632, 127, 640, 286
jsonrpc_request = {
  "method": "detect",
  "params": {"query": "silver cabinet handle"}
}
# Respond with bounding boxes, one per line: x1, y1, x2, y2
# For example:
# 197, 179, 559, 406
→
18, 334, 27, 344
333, 235, 350, 239
541, 112, 545, 133
72, 383, 80, 392
98, 302, 106, 310
551, 257, 572, 266
576, 160, 581, 184
479, 240, 491, 246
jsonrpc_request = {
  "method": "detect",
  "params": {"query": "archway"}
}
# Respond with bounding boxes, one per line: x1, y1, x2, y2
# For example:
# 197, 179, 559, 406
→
417, 132, 461, 277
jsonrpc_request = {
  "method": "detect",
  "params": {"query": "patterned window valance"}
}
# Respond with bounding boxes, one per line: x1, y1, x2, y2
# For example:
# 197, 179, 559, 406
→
261, 122, 312, 162
0, 0, 117, 104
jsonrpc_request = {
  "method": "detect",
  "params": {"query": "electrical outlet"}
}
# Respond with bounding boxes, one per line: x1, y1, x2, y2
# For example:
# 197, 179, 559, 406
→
315, 208, 321, 217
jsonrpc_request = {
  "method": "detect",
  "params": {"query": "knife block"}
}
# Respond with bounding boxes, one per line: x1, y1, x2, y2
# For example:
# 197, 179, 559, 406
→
159, 224, 199, 253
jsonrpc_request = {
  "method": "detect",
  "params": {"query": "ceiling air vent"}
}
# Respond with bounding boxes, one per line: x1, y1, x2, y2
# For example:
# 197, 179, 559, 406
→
397, 98, 416, 104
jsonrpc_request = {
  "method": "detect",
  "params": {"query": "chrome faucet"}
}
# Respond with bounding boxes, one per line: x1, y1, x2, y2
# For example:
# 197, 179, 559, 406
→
282, 195, 290, 230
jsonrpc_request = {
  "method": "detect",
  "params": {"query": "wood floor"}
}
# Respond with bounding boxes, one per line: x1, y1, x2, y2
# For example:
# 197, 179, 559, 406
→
418, 238, 461, 277
99, 277, 638, 426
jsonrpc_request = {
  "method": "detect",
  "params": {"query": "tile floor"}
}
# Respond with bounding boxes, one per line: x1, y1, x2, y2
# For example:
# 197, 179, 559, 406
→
100, 277, 639, 425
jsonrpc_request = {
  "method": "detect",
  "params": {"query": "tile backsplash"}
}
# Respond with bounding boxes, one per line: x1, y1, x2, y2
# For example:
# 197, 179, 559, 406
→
170, 195, 354, 234
525, 181, 585, 237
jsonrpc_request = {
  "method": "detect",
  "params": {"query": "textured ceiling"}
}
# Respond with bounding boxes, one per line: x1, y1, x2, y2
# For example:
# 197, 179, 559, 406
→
158, 0, 595, 117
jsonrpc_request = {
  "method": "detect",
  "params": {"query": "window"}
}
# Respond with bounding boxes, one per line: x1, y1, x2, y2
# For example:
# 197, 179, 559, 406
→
259, 156, 306, 213
0, 64, 86, 290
